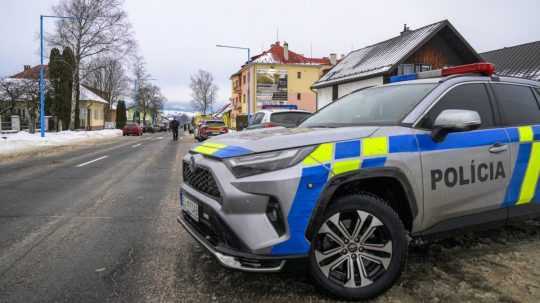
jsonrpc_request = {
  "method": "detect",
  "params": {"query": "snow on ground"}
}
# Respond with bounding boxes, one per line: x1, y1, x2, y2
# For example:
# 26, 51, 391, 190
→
0, 129, 122, 158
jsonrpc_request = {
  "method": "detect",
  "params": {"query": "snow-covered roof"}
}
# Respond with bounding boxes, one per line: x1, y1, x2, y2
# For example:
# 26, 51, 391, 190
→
213, 103, 232, 118
79, 85, 108, 104
481, 41, 540, 81
250, 41, 330, 65
313, 20, 481, 88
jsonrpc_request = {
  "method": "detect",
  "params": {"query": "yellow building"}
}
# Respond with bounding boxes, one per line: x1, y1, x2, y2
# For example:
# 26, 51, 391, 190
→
230, 41, 333, 121
79, 85, 108, 130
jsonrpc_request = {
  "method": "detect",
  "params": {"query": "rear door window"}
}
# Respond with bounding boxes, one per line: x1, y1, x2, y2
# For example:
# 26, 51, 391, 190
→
270, 112, 311, 126
419, 83, 495, 129
493, 84, 540, 126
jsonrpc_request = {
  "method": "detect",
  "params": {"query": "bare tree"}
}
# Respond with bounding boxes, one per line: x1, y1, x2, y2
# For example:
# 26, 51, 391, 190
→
136, 83, 165, 125
85, 56, 128, 119
190, 70, 218, 115
17, 79, 46, 134
48, 0, 134, 130
0, 78, 27, 116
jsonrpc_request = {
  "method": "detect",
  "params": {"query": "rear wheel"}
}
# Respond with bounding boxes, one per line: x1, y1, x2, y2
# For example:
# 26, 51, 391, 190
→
309, 194, 407, 300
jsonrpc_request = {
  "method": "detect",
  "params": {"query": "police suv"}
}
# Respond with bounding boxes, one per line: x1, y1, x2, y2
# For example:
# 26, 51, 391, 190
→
178, 63, 540, 300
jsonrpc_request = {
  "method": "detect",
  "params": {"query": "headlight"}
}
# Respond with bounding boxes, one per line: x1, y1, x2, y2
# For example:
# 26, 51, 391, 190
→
224, 146, 316, 178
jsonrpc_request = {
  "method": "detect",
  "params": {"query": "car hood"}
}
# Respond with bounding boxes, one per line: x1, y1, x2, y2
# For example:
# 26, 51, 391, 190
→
192, 126, 380, 158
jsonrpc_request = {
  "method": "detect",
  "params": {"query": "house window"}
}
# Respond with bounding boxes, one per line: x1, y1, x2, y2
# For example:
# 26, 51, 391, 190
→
332, 85, 339, 101
243, 75, 246, 84
297, 71, 302, 79
398, 64, 415, 75
243, 94, 246, 103
297, 93, 302, 100
416, 64, 432, 72
398, 63, 432, 75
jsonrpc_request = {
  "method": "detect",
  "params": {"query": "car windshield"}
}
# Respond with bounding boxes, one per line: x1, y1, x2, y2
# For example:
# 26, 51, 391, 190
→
251, 112, 265, 124
300, 84, 436, 128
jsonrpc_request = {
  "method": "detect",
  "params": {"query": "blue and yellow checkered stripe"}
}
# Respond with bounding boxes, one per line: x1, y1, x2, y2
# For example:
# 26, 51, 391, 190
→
192, 142, 252, 158
301, 136, 392, 177
503, 126, 540, 207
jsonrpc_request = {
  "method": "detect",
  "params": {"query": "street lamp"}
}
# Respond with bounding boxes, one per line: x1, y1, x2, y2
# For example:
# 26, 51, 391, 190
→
216, 44, 252, 125
39, 14, 76, 137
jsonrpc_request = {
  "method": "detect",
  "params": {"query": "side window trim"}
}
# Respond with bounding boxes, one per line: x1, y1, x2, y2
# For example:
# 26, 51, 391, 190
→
533, 87, 540, 109
490, 82, 540, 127
413, 81, 498, 130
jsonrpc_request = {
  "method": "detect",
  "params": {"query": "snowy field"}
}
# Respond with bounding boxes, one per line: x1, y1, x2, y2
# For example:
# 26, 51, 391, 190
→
0, 129, 122, 158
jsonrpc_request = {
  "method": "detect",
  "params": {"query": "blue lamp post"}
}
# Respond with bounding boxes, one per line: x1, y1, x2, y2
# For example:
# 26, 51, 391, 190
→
39, 14, 75, 137
216, 44, 251, 125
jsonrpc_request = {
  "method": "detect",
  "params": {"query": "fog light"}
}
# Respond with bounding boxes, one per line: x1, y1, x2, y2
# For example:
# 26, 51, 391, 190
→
266, 198, 285, 236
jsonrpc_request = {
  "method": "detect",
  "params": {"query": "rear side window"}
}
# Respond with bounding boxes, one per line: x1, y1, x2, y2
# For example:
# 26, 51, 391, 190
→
251, 112, 265, 124
270, 112, 311, 126
493, 84, 540, 126
420, 83, 495, 129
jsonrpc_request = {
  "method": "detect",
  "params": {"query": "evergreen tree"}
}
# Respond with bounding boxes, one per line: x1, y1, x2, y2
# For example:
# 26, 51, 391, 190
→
116, 100, 127, 129
60, 47, 75, 130
47, 48, 62, 119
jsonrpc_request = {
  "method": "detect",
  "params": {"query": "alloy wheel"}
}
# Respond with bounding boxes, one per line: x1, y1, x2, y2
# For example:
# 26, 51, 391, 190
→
314, 210, 393, 288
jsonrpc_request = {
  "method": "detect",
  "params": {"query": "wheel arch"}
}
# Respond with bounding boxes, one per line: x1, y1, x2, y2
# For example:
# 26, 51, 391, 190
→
305, 167, 419, 240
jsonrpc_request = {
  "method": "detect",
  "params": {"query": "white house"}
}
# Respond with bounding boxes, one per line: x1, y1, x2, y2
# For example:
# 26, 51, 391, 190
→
312, 20, 482, 109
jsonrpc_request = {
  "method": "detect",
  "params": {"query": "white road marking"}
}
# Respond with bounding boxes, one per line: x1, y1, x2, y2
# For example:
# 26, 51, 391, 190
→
76, 156, 108, 167
132, 143, 142, 148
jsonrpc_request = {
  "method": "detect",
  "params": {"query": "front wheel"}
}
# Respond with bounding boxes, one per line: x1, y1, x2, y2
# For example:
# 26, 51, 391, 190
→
309, 194, 408, 300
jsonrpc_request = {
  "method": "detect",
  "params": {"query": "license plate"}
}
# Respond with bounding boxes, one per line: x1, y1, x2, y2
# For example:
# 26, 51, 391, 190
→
181, 194, 199, 222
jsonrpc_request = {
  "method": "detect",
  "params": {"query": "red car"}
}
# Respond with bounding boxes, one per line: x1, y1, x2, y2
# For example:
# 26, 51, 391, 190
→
195, 120, 228, 141
123, 122, 143, 136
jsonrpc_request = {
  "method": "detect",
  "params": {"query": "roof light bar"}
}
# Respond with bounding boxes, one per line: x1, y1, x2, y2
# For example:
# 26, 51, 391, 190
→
441, 62, 495, 77
389, 73, 417, 83
389, 62, 496, 83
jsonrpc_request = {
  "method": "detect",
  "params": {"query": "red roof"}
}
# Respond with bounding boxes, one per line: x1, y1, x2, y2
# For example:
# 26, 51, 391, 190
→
10, 65, 49, 80
251, 41, 330, 65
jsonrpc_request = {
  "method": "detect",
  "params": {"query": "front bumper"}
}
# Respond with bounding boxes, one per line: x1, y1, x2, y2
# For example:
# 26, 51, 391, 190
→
177, 213, 287, 272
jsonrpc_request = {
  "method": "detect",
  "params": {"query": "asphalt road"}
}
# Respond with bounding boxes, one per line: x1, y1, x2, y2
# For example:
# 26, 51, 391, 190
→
1, 131, 540, 303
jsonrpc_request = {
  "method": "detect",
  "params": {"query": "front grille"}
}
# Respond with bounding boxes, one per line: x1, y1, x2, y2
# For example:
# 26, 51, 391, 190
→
183, 161, 222, 201
182, 201, 247, 251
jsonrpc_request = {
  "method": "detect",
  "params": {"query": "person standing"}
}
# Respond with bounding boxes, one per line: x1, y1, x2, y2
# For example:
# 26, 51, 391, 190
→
170, 118, 179, 141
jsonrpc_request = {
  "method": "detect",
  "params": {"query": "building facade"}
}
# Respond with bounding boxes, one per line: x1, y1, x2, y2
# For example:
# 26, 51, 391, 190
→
313, 20, 483, 109
230, 41, 332, 123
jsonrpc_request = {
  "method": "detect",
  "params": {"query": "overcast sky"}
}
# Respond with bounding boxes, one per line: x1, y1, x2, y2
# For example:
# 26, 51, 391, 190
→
1, 0, 539, 110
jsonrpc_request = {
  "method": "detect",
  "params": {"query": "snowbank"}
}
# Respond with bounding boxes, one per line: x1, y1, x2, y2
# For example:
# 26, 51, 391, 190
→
0, 129, 122, 158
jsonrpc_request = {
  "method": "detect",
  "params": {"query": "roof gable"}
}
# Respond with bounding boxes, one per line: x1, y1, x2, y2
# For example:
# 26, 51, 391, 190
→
251, 42, 330, 65
481, 41, 540, 81
10, 65, 48, 80
314, 20, 481, 88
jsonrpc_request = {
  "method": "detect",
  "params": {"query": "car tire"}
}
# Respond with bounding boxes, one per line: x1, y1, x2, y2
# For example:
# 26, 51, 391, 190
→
308, 193, 408, 300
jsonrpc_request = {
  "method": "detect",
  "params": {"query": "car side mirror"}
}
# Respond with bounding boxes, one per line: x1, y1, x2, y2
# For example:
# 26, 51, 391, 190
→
431, 109, 482, 142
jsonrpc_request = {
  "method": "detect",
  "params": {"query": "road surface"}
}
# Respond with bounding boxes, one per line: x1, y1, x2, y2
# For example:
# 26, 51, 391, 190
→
1, 132, 540, 303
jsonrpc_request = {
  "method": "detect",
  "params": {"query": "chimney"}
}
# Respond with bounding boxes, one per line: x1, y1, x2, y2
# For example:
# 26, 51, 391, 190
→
24, 65, 31, 71
401, 24, 411, 35
283, 41, 289, 62
329, 53, 337, 65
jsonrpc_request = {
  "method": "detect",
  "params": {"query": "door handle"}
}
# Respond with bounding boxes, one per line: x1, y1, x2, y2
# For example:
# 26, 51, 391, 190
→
489, 143, 508, 154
